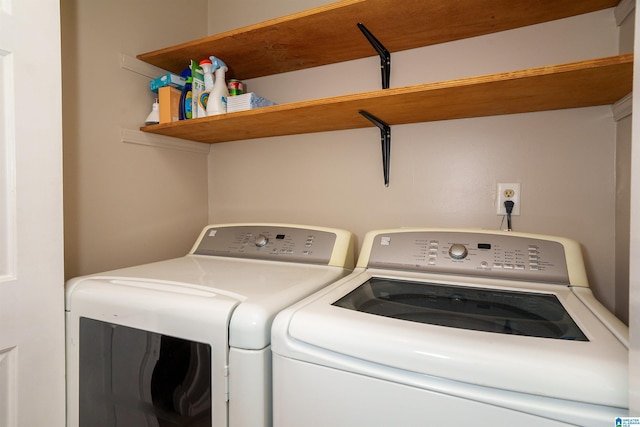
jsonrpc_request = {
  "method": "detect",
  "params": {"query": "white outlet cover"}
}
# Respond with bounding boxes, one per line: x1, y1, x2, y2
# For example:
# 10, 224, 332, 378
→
497, 183, 521, 215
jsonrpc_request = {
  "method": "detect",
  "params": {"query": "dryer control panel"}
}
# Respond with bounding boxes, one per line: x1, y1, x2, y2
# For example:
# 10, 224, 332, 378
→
365, 230, 580, 285
191, 224, 352, 266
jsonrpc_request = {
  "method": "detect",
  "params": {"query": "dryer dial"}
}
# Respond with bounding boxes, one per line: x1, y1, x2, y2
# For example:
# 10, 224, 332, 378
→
255, 234, 269, 247
449, 243, 468, 260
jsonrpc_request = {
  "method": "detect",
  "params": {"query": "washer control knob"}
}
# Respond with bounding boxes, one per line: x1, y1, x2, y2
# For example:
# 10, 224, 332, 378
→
449, 243, 468, 260
254, 234, 269, 247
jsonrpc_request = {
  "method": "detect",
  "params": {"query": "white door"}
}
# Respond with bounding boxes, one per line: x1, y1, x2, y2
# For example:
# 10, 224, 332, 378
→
0, 0, 65, 426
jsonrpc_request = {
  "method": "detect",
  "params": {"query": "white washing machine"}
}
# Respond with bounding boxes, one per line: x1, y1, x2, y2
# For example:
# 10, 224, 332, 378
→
65, 223, 355, 427
272, 228, 629, 427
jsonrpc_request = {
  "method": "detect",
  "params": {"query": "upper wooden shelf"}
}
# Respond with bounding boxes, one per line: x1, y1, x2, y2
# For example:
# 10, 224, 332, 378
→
140, 54, 633, 144
137, 0, 620, 80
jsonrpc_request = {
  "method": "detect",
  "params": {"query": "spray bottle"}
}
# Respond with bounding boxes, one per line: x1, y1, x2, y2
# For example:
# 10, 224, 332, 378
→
198, 59, 214, 114
206, 57, 228, 116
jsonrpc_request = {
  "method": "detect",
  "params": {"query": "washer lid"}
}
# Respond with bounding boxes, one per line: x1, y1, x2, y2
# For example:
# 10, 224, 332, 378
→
284, 273, 628, 408
333, 277, 588, 340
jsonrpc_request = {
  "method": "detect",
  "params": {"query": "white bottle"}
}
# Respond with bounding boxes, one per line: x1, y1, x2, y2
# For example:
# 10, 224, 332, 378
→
198, 59, 214, 116
207, 66, 228, 116
200, 59, 214, 90
144, 99, 159, 125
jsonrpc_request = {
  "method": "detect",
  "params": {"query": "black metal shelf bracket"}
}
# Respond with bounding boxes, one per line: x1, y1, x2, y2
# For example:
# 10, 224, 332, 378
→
357, 22, 390, 89
359, 110, 391, 187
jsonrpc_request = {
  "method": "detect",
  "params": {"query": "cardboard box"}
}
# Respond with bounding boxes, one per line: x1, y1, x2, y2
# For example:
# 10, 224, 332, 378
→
158, 86, 181, 123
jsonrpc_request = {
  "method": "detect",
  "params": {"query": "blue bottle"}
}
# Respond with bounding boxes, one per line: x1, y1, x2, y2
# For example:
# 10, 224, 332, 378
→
179, 76, 193, 120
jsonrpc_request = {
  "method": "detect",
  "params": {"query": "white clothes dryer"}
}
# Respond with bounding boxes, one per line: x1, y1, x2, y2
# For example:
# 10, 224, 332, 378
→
65, 223, 355, 427
272, 228, 628, 427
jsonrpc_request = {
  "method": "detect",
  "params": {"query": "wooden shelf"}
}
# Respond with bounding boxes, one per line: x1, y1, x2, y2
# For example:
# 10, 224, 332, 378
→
137, 0, 620, 80
140, 54, 633, 144
138, 0, 631, 147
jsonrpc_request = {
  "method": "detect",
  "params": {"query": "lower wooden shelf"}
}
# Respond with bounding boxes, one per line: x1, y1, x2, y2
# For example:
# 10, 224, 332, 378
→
140, 54, 633, 144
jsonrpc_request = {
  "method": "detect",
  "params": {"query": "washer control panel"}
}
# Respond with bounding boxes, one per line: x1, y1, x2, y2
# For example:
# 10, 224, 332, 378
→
367, 230, 573, 285
192, 224, 340, 265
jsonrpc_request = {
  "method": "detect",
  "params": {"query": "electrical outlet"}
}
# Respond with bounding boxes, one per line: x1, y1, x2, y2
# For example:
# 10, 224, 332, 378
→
497, 183, 521, 215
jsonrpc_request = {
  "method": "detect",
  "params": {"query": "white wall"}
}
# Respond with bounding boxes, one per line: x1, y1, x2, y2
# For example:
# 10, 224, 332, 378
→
62, 0, 210, 278
207, 2, 625, 316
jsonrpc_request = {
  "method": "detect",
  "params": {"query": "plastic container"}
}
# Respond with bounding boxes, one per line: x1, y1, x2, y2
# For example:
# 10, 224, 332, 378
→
207, 66, 228, 115
144, 99, 160, 125
179, 76, 193, 120
199, 59, 214, 115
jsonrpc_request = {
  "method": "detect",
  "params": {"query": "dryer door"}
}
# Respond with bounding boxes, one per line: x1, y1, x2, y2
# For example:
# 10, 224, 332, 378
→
78, 317, 213, 427
65, 277, 240, 427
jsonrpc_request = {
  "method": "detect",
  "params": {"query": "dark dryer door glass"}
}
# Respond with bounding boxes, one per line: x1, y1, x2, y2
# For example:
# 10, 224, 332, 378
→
332, 278, 588, 341
79, 317, 212, 426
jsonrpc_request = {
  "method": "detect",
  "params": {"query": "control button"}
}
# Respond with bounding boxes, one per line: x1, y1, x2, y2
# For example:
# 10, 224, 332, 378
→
450, 294, 465, 304
515, 264, 525, 270
428, 250, 438, 257
428, 257, 437, 265
480, 261, 489, 269
493, 263, 503, 269
448, 243, 468, 260
503, 264, 514, 269
255, 234, 269, 247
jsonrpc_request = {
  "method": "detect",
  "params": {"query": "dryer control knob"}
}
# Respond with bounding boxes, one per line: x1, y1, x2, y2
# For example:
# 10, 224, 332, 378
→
449, 243, 468, 260
255, 234, 269, 247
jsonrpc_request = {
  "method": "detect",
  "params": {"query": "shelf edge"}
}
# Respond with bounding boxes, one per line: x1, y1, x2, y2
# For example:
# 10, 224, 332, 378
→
121, 128, 211, 154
